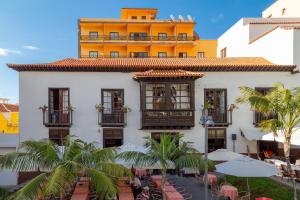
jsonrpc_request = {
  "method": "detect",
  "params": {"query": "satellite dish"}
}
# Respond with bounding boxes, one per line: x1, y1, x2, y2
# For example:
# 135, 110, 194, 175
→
170, 14, 175, 21
178, 15, 184, 21
187, 15, 193, 21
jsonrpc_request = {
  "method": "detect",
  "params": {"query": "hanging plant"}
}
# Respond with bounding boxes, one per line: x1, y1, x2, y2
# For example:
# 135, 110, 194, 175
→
38, 104, 48, 112
67, 105, 75, 112
95, 104, 104, 112
121, 105, 131, 113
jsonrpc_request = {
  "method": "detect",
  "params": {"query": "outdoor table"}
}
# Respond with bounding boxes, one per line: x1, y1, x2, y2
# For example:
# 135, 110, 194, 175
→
118, 186, 132, 193
163, 185, 177, 192
135, 168, 147, 177
203, 174, 217, 185
153, 179, 170, 188
119, 192, 134, 200
71, 193, 88, 200
221, 185, 238, 200
164, 191, 184, 200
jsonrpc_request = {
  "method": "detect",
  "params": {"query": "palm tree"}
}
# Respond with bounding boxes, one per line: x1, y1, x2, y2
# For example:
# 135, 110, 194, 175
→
117, 134, 206, 200
237, 82, 300, 200
0, 138, 131, 200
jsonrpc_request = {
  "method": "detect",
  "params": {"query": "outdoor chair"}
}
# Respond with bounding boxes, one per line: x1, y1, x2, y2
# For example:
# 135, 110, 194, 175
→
281, 164, 293, 181
237, 191, 250, 200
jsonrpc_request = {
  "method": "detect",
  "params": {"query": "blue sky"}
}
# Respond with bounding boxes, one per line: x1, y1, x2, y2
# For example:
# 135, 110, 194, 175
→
0, 0, 274, 103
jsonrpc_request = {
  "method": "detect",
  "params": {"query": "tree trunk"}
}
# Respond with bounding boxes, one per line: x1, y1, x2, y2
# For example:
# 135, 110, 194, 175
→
161, 169, 167, 200
284, 136, 297, 200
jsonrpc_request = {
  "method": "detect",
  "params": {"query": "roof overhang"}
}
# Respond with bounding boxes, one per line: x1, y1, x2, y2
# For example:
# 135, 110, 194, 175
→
7, 58, 296, 72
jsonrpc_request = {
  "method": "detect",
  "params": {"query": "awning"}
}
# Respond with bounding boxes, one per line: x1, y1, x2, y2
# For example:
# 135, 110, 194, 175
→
261, 128, 300, 146
240, 129, 263, 141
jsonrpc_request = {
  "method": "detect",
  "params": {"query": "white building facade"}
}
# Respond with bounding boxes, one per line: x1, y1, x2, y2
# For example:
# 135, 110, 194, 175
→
8, 58, 297, 158
262, 0, 300, 18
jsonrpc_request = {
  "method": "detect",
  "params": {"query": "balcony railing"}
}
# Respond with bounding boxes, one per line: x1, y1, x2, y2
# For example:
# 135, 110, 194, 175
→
42, 109, 73, 127
98, 111, 127, 127
80, 35, 196, 42
141, 110, 194, 129
80, 55, 197, 59
201, 108, 233, 126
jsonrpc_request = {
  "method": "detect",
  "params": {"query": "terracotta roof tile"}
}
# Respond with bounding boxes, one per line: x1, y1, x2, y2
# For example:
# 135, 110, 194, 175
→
133, 69, 205, 80
7, 57, 295, 72
0, 103, 19, 112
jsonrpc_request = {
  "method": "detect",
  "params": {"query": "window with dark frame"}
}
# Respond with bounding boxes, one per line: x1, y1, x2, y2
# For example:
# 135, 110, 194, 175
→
103, 129, 123, 148
49, 88, 70, 124
158, 33, 168, 40
131, 16, 137, 20
130, 52, 148, 58
208, 128, 226, 152
197, 52, 205, 58
141, 16, 147, 20
146, 84, 166, 110
89, 51, 98, 58
204, 89, 227, 124
254, 87, 277, 125
220, 48, 227, 58
170, 84, 190, 109
145, 83, 192, 110
49, 129, 69, 146
178, 52, 187, 58
110, 51, 119, 58
109, 32, 119, 40
102, 89, 123, 114
89, 32, 98, 40
178, 33, 188, 40
158, 52, 167, 58
130, 32, 147, 40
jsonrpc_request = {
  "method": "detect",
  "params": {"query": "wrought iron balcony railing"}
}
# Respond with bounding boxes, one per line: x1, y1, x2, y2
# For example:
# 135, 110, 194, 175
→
80, 35, 196, 42
42, 109, 73, 127
98, 111, 127, 127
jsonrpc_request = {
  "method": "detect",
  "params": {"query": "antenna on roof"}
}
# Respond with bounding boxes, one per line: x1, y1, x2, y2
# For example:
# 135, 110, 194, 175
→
170, 14, 175, 21
187, 15, 193, 21
178, 15, 184, 21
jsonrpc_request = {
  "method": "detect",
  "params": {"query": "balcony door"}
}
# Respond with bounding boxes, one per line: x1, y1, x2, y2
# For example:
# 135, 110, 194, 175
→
49, 88, 69, 124
204, 89, 227, 124
102, 89, 124, 125
103, 129, 123, 148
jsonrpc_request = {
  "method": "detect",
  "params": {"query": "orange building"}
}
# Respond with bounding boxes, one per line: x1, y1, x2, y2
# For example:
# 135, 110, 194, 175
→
78, 8, 217, 59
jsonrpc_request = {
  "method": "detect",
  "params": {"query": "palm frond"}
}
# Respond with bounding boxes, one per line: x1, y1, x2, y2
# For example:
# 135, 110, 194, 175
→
9, 173, 48, 200
86, 168, 117, 200
174, 154, 204, 170
0, 152, 40, 172
44, 164, 76, 196
97, 162, 131, 178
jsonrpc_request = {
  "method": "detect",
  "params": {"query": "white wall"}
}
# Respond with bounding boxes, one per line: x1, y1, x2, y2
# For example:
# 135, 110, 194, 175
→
218, 18, 298, 70
19, 71, 300, 155
262, 0, 300, 18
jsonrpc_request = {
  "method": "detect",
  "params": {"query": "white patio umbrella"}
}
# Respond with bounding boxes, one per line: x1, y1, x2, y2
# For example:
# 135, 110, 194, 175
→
215, 156, 280, 192
208, 149, 243, 161
261, 128, 300, 146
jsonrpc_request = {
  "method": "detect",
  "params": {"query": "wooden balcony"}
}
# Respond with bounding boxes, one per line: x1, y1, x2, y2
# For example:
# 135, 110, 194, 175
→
42, 109, 72, 127
141, 110, 194, 129
98, 111, 127, 127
